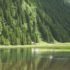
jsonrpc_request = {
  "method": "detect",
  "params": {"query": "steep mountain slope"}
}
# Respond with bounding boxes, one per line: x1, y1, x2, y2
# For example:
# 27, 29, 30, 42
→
0, 0, 70, 45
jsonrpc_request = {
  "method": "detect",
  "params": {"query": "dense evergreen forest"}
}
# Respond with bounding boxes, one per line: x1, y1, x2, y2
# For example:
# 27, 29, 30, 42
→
0, 0, 70, 45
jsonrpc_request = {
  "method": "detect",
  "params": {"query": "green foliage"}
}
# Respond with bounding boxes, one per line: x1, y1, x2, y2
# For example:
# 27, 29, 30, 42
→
0, 0, 70, 45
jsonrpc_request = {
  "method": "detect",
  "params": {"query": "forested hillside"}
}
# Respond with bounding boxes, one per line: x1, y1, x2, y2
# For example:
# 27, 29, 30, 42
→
0, 0, 70, 45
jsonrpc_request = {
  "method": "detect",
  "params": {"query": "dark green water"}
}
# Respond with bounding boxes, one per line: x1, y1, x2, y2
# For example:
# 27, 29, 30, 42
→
0, 48, 70, 70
